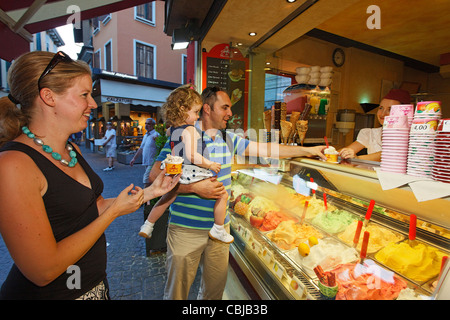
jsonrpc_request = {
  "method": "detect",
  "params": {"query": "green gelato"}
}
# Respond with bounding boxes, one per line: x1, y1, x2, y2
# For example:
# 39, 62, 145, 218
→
311, 209, 359, 234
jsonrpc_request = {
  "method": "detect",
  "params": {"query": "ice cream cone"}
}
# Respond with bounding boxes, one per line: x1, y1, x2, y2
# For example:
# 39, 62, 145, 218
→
296, 120, 308, 146
289, 112, 301, 143
263, 110, 272, 132
280, 120, 292, 144
281, 102, 287, 121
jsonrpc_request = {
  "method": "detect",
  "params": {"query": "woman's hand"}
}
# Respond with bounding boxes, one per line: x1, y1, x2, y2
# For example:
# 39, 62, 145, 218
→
109, 184, 144, 218
339, 147, 357, 159
144, 168, 181, 202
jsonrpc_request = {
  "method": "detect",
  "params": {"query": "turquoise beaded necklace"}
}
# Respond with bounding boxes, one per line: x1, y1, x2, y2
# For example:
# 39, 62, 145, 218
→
22, 126, 78, 167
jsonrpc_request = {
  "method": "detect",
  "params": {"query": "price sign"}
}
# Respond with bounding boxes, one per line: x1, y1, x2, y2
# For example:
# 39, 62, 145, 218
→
289, 276, 306, 298
272, 260, 286, 280
441, 120, 450, 132
261, 246, 273, 264
202, 43, 249, 130
410, 121, 438, 133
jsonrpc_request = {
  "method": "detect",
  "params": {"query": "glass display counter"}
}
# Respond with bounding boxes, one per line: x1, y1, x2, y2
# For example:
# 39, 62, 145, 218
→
228, 158, 449, 300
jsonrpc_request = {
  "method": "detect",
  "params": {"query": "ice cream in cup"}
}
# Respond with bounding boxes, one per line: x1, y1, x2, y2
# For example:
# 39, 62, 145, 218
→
164, 154, 184, 175
324, 146, 339, 163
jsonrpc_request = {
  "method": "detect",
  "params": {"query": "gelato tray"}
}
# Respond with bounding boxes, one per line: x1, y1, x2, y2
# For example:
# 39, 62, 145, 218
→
285, 237, 359, 278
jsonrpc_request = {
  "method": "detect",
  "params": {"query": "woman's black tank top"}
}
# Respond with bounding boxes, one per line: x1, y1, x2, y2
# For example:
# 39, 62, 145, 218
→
0, 141, 106, 299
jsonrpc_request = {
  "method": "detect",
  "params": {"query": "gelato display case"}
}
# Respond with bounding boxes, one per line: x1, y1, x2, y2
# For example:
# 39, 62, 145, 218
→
228, 158, 449, 300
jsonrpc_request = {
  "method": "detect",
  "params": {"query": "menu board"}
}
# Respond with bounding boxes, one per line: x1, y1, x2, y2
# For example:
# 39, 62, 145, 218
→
202, 44, 248, 130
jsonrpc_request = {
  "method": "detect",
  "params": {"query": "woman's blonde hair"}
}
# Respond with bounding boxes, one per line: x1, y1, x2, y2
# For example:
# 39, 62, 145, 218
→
0, 51, 91, 147
161, 84, 202, 127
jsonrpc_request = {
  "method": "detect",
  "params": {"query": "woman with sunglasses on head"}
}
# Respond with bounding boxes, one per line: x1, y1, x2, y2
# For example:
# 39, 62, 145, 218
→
0, 51, 180, 300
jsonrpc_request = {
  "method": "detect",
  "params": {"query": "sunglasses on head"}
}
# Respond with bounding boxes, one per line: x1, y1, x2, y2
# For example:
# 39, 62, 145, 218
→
38, 51, 73, 92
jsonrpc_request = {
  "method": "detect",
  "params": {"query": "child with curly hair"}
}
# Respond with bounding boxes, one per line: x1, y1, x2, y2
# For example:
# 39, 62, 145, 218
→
138, 85, 233, 243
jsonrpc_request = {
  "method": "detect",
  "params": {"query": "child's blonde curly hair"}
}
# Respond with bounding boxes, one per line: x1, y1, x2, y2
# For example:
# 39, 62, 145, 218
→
161, 84, 203, 127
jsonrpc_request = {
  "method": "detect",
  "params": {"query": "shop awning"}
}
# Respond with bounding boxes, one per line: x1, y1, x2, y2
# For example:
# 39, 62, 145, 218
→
0, 0, 154, 62
92, 68, 180, 107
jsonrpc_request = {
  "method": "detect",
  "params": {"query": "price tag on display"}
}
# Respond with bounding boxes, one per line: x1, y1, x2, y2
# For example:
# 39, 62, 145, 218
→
250, 239, 262, 254
411, 120, 438, 133
261, 246, 273, 264
411, 123, 432, 133
241, 227, 252, 242
272, 260, 286, 280
442, 120, 450, 132
289, 276, 306, 298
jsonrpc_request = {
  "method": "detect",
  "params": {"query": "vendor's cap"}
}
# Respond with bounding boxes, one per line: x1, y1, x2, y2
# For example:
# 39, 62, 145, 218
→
382, 89, 411, 104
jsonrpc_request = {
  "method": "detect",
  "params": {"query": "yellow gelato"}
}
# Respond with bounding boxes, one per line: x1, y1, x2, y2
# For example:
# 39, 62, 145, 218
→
338, 221, 404, 253
267, 220, 323, 250
375, 241, 447, 283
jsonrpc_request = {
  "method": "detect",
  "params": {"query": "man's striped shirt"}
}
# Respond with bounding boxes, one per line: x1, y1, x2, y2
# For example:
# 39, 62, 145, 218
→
156, 128, 249, 230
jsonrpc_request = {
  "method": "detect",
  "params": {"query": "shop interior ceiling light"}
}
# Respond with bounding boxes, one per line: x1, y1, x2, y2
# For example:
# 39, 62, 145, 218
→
172, 28, 190, 50
249, 32, 257, 36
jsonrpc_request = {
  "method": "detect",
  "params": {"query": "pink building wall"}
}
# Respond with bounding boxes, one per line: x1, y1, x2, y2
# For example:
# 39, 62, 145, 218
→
92, 1, 186, 84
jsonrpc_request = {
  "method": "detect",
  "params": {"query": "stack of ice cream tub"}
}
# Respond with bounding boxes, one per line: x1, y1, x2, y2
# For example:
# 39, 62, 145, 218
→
407, 101, 441, 178
431, 118, 450, 183
380, 105, 413, 173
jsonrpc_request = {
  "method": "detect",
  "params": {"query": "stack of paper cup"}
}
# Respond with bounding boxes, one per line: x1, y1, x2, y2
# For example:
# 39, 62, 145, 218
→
295, 67, 310, 84
407, 102, 441, 178
432, 119, 450, 183
390, 104, 414, 127
380, 115, 410, 173
294, 66, 333, 87
319, 66, 333, 87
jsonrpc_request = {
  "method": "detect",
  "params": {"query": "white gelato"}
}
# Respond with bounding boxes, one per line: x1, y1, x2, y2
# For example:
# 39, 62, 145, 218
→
287, 237, 358, 277
324, 146, 338, 155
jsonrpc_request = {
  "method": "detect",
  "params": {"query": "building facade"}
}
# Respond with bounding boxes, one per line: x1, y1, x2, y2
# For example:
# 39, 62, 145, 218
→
81, 1, 187, 151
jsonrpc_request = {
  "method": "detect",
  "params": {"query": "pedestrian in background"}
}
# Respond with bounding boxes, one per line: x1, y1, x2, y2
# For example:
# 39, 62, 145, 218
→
102, 121, 117, 171
0, 51, 180, 300
130, 118, 160, 187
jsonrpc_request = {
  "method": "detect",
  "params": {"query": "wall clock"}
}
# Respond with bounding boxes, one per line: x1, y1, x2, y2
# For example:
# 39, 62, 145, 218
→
332, 48, 345, 67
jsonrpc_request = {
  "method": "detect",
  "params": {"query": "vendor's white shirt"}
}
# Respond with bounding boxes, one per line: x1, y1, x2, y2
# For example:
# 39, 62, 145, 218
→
356, 127, 382, 154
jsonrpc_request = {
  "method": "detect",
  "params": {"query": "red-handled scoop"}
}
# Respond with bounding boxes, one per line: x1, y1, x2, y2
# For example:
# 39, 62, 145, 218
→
324, 136, 329, 148
353, 220, 363, 248
300, 201, 309, 225
363, 199, 375, 227
360, 231, 370, 263
323, 193, 328, 211
409, 214, 417, 241
310, 177, 316, 196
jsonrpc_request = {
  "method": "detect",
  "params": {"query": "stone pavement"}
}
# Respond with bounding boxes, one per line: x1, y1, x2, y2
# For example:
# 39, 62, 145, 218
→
0, 143, 202, 300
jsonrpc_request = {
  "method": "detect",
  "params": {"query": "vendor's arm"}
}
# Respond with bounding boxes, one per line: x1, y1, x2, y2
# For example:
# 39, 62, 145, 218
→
244, 140, 327, 160
356, 151, 381, 162
339, 141, 365, 159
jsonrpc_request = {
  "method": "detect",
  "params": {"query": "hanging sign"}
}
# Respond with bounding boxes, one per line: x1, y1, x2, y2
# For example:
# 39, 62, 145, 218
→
202, 43, 249, 130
